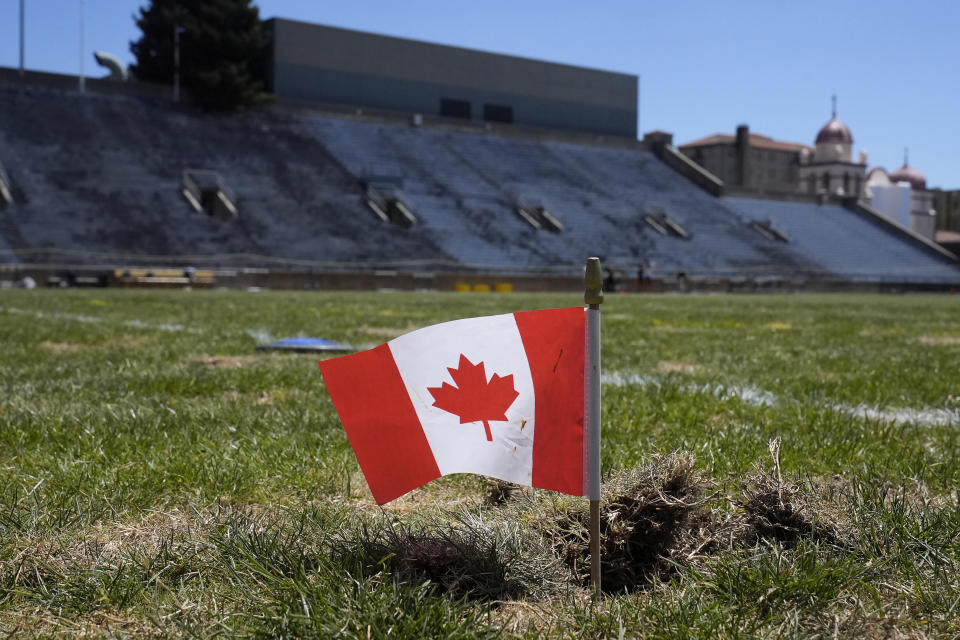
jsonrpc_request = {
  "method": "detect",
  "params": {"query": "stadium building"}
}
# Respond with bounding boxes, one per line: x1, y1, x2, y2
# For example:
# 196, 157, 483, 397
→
0, 19, 957, 291
264, 19, 638, 139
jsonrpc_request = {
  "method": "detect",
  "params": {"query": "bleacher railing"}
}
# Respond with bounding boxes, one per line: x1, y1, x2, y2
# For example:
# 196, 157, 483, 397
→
1, 246, 957, 283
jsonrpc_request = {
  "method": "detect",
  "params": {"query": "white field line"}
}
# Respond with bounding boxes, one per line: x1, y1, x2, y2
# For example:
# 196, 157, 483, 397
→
602, 372, 777, 407
0, 306, 202, 333
603, 371, 959, 427
245, 328, 275, 344
840, 404, 960, 428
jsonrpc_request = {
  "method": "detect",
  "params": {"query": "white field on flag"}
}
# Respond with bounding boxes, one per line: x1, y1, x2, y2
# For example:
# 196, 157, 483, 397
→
389, 313, 536, 486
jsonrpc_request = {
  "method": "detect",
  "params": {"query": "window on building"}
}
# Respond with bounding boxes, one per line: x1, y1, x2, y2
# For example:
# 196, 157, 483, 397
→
843, 173, 850, 194
483, 104, 513, 123
440, 98, 471, 119
807, 174, 816, 193
821, 172, 830, 190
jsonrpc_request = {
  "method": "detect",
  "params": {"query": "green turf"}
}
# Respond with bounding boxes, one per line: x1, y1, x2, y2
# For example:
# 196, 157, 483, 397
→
1, 290, 958, 638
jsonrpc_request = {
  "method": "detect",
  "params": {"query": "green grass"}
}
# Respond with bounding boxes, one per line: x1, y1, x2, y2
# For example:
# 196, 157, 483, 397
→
1, 289, 959, 638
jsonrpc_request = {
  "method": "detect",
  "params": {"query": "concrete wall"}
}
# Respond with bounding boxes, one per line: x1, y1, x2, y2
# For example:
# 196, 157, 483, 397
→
798, 162, 865, 197
267, 19, 637, 138
934, 189, 960, 232
681, 143, 799, 194
869, 183, 912, 227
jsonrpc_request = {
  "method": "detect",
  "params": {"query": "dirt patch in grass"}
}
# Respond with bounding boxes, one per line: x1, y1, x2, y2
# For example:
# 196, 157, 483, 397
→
653, 361, 699, 375
358, 323, 422, 339
331, 512, 568, 602
486, 479, 527, 505
40, 341, 84, 353
189, 355, 263, 368
379, 477, 492, 514
324, 473, 493, 515
918, 334, 960, 345
650, 324, 694, 333
0, 609, 153, 639
762, 321, 792, 330
490, 595, 586, 636
39, 335, 145, 353
102, 335, 147, 349
6, 507, 223, 573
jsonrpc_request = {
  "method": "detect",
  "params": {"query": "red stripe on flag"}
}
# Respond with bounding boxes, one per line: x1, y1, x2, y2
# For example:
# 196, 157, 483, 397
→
319, 344, 441, 504
514, 307, 585, 496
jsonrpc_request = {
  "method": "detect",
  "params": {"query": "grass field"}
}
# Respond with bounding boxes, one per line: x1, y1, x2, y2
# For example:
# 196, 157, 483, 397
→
2, 289, 959, 638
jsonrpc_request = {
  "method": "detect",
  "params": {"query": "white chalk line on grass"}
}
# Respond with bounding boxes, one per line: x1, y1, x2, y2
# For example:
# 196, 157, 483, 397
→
841, 405, 960, 428
602, 372, 778, 408
0, 306, 202, 334
603, 371, 960, 427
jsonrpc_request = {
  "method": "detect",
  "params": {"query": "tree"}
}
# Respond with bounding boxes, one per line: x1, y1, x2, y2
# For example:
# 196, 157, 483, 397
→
129, 0, 269, 110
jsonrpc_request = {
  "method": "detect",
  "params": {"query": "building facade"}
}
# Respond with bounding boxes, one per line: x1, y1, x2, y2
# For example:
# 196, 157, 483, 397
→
796, 107, 867, 197
679, 103, 868, 199
865, 157, 938, 240
678, 125, 810, 194
933, 189, 960, 232
265, 19, 638, 138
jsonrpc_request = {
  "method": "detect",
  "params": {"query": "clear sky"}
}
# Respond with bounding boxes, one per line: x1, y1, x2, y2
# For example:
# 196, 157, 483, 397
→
2, 0, 957, 188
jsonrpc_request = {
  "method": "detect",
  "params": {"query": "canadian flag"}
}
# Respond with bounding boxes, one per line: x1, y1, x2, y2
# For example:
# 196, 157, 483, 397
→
318, 307, 586, 504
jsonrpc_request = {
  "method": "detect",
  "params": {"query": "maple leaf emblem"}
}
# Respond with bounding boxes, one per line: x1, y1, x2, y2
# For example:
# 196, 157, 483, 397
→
427, 354, 519, 442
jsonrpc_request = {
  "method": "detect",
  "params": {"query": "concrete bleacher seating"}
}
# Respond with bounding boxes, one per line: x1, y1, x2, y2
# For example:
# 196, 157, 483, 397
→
0, 84, 449, 269
722, 198, 957, 282
0, 80, 957, 284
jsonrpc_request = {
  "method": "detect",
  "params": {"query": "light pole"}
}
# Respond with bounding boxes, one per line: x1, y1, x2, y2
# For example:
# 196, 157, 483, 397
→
19, 0, 25, 75
78, 0, 85, 92
173, 24, 184, 103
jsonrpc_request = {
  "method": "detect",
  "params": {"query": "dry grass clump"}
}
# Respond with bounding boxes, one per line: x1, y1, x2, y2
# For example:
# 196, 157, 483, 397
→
588, 452, 716, 592
738, 439, 842, 545
486, 479, 526, 505
330, 511, 568, 602
506, 445, 854, 595
521, 452, 717, 593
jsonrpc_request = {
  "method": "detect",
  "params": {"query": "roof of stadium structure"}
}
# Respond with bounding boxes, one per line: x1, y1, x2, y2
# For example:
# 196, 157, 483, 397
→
680, 132, 813, 154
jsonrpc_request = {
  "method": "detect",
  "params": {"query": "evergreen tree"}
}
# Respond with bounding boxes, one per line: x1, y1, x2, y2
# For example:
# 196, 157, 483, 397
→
130, 0, 269, 110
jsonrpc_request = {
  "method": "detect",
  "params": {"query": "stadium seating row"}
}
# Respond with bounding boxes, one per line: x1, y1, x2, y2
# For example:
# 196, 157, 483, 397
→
0, 83, 956, 284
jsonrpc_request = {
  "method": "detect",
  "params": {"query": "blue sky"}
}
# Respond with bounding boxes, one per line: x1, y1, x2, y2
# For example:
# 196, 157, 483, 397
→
2, 0, 957, 188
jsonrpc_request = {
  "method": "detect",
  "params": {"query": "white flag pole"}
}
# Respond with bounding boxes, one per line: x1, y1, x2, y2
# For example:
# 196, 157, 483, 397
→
584, 257, 603, 593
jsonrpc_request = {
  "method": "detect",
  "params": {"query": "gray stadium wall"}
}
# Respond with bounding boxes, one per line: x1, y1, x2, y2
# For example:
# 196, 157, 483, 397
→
266, 19, 638, 138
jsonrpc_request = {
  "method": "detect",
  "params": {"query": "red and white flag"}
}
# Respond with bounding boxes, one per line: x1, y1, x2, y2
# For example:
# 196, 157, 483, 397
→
318, 307, 586, 504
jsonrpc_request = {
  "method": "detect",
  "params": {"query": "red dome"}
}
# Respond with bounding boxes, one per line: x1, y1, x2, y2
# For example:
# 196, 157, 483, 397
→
815, 118, 853, 144
888, 164, 926, 189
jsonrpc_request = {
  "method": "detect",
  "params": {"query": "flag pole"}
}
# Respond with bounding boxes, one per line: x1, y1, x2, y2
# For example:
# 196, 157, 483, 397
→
584, 257, 603, 594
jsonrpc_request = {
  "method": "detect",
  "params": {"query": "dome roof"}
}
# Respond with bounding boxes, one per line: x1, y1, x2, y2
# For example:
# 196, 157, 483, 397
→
889, 164, 926, 190
815, 118, 853, 144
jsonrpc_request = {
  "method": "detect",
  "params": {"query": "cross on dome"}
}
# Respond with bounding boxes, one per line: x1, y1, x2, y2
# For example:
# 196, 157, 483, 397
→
815, 95, 853, 145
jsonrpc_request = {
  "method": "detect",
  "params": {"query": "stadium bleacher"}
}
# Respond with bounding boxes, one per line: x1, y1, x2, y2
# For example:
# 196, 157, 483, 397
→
722, 198, 957, 282
0, 81, 957, 285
